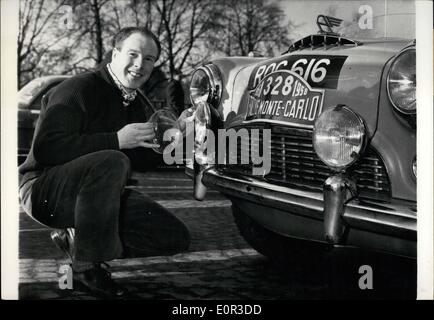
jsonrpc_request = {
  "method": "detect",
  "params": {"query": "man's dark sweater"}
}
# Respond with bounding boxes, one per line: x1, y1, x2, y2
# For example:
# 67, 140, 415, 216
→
19, 66, 162, 188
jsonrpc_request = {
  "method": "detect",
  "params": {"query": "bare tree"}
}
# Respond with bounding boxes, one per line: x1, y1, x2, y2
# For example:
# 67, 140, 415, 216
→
52, 0, 112, 70
147, 0, 220, 79
18, 0, 293, 89
90, 0, 106, 63
210, 0, 291, 57
17, 0, 69, 87
17, 0, 110, 87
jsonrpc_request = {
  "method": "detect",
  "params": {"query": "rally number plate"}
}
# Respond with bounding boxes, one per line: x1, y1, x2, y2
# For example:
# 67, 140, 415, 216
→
245, 70, 324, 128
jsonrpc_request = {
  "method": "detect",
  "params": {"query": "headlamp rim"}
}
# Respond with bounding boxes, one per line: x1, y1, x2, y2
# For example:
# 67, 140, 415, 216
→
386, 47, 416, 115
190, 63, 222, 108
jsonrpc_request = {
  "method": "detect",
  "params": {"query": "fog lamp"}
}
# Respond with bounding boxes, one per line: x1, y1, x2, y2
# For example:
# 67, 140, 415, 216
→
313, 105, 366, 171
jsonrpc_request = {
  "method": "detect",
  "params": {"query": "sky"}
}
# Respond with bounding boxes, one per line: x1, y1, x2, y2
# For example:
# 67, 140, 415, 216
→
276, 0, 416, 40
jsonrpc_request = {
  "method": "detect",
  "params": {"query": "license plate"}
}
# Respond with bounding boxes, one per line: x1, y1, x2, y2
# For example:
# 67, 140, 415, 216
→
244, 70, 325, 128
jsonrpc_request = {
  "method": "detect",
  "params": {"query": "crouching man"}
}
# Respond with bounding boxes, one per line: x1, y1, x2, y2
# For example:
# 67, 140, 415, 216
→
18, 27, 191, 298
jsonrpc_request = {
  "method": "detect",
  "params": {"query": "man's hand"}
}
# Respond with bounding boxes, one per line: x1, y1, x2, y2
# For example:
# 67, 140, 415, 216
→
117, 123, 159, 149
176, 107, 196, 134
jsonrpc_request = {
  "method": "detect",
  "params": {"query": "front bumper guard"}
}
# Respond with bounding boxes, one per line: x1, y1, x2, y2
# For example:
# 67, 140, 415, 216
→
323, 175, 357, 244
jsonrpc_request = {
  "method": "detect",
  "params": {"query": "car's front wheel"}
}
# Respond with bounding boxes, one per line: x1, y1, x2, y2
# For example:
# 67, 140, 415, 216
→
232, 203, 329, 265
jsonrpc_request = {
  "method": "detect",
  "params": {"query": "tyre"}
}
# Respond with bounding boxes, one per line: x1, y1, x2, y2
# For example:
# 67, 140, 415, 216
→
232, 203, 329, 265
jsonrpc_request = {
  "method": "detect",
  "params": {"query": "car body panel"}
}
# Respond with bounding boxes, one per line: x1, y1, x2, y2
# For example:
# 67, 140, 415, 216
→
215, 39, 411, 139
370, 55, 416, 201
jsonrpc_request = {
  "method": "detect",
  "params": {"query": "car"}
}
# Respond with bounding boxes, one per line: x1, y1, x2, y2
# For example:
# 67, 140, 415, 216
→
185, 13, 416, 261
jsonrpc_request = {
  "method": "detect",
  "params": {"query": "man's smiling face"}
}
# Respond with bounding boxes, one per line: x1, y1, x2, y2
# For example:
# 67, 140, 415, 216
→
110, 32, 158, 90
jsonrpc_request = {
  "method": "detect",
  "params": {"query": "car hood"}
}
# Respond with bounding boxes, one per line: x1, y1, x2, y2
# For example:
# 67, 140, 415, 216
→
217, 37, 412, 138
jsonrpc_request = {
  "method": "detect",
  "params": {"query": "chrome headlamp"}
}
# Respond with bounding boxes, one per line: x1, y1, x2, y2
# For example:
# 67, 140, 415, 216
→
192, 101, 214, 201
387, 48, 416, 115
190, 64, 222, 108
194, 101, 215, 165
313, 106, 366, 171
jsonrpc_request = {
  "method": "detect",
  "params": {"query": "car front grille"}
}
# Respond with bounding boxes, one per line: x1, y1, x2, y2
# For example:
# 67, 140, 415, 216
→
217, 124, 391, 201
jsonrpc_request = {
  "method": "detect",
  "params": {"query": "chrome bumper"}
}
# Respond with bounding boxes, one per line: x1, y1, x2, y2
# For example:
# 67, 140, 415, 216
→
188, 167, 416, 241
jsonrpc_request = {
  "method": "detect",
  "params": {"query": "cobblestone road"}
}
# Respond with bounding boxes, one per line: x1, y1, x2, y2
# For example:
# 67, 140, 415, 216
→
18, 169, 416, 300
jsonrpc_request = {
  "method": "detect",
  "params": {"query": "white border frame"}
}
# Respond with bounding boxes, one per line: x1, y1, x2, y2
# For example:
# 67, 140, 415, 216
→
1, 0, 19, 300
416, 0, 434, 300
1, 0, 433, 301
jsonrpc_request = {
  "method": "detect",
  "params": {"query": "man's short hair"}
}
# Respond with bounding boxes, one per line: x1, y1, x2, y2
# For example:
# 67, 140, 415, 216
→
113, 27, 161, 61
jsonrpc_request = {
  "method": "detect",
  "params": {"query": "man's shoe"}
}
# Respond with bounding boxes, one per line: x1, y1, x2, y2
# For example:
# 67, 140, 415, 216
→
51, 228, 74, 260
73, 263, 128, 299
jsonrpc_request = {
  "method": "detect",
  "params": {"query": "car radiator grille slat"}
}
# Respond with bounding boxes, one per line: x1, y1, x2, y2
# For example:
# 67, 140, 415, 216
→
219, 125, 391, 201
